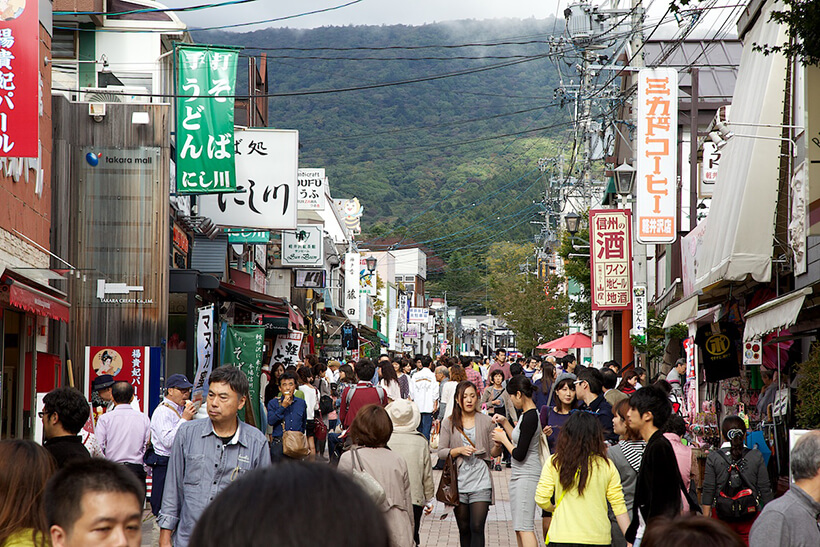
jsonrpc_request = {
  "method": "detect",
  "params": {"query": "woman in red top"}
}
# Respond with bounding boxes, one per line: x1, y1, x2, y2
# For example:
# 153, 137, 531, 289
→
618, 369, 639, 395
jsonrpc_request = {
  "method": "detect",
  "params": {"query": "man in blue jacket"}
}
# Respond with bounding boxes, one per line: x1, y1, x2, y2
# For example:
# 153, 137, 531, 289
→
267, 370, 307, 463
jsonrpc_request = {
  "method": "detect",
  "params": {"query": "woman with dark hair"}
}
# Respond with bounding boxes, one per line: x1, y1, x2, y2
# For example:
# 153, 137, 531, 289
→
190, 463, 391, 547
491, 375, 542, 547
378, 360, 401, 403
392, 359, 411, 400
618, 369, 639, 395
701, 416, 773, 544
297, 366, 318, 462
338, 363, 356, 386
438, 381, 502, 547
264, 362, 286, 406
480, 370, 516, 470
0, 440, 56, 547
535, 412, 629, 546
539, 373, 577, 453
338, 404, 414, 547
633, 367, 647, 389
533, 361, 556, 411
642, 515, 744, 547
607, 397, 646, 547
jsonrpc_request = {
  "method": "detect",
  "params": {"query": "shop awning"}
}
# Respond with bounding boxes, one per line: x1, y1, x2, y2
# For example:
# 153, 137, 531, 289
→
694, 5, 789, 291
0, 270, 70, 323
662, 294, 699, 328
743, 287, 812, 341
217, 282, 289, 316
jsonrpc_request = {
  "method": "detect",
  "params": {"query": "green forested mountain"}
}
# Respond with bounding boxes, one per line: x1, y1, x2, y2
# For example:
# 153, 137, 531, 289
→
194, 18, 573, 312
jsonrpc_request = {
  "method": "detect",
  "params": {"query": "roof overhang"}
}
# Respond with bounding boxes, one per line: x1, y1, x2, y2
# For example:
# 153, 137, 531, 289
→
743, 287, 812, 342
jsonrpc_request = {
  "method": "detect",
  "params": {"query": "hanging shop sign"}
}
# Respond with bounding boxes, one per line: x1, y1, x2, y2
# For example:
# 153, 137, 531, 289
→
175, 45, 239, 194
408, 307, 429, 324
295, 269, 326, 289
281, 225, 324, 267
336, 198, 363, 235
344, 252, 360, 321
226, 229, 270, 244
198, 129, 298, 229
223, 325, 265, 428
590, 209, 633, 311
743, 338, 763, 366
632, 285, 647, 342
270, 330, 304, 368
84, 346, 151, 414
700, 141, 720, 198
192, 305, 214, 407
360, 258, 377, 296
0, 1, 38, 157
297, 168, 326, 210
683, 337, 696, 380
636, 67, 678, 244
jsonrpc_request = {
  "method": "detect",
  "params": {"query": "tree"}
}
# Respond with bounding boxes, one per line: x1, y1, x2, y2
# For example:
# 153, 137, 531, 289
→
557, 213, 592, 330
630, 308, 688, 371
486, 242, 570, 354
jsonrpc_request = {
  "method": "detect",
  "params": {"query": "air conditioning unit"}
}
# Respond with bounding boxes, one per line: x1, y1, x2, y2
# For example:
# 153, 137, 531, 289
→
80, 86, 150, 104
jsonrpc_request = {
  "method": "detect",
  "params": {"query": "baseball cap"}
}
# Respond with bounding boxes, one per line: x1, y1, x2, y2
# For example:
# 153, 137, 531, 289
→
91, 374, 115, 391
166, 374, 193, 390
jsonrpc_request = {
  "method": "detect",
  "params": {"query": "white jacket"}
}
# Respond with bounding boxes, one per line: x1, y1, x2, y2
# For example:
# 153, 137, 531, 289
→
410, 368, 438, 413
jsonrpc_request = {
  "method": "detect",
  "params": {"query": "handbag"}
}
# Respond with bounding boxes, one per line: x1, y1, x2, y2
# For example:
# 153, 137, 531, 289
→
314, 416, 328, 442
538, 425, 551, 467
282, 430, 310, 459
351, 447, 387, 507
436, 425, 476, 506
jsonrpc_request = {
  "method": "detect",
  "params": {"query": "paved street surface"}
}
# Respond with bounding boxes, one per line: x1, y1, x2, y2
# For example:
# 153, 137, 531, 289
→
142, 465, 540, 546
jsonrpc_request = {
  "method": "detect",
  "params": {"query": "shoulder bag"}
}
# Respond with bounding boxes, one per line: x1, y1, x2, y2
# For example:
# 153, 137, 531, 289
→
351, 447, 387, 507
435, 424, 476, 506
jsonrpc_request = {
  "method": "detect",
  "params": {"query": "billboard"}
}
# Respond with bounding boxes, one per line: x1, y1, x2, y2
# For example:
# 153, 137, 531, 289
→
0, 1, 38, 157
590, 209, 633, 311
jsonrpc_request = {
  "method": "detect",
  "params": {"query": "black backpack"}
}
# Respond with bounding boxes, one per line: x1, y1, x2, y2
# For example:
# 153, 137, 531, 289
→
714, 448, 760, 522
319, 395, 334, 415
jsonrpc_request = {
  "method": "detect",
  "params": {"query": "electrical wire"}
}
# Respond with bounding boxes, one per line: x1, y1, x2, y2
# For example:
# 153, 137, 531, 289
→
55, 0, 260, 16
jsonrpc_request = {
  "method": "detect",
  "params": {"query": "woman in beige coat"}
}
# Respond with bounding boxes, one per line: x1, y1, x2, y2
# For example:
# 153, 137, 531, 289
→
386, 399, 435, 546
339, 404, 414, 547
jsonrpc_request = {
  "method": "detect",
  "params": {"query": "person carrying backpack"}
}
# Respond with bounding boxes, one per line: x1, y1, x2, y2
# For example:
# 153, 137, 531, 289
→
702, 416, 773, 544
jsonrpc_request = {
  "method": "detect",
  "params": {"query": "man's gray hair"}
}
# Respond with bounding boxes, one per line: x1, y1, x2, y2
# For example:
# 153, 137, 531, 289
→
435, 366, 449, 378
791, 430, 820, 481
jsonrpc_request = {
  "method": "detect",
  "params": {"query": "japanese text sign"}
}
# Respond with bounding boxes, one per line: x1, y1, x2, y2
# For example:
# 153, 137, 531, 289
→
344, 252, 361, 322
225, 229, 270, 244
222, 325, 265, 429
632, 285, 647, 341
84, 346, 151, 414
198, 129, 299, 229
270, 330, 304, 369
700, 141, 720, 197
637, 67, 678, 243
0, 2, 38, 157
297, 168, 327, 210
192, 305, 214, 407
408, 307, 429, 324
176, 45, 239, 194
590, 209, 633, 311
360, 258, 376, 296
281, 225, 324, 267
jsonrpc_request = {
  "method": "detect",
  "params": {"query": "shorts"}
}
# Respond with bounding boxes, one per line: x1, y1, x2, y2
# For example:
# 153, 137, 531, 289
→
458, 488, 492, 505
306, 420, 315, 437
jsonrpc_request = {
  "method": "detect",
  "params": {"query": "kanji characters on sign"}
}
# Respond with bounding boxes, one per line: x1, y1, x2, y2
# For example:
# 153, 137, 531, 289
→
590, 209, 633, 311
0, 3, 38, 157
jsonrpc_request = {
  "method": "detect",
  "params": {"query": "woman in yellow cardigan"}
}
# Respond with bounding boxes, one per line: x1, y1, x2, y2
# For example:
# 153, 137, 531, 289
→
535, 411, 631, 546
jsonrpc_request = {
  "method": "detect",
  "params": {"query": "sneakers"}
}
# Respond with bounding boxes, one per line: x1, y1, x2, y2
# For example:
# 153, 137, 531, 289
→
494, 464, 502, 471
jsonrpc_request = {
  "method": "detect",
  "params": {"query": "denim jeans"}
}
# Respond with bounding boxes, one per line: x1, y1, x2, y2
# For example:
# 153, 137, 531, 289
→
418, 412, 433, 440
327, 432, 342, 463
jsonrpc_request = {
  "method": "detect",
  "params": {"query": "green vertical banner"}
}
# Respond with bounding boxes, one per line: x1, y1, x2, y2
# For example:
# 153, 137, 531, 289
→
176, 45, 239, 194
222, 325, 265, 429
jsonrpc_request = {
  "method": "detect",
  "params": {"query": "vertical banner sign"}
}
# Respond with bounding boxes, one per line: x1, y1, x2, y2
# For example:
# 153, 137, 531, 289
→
632, 285, 647, 342
344, 252, 361, 322
0, 1, 37, 157
590, 209, 633, 311
637, 67, 678, 243
360, 258, 377, 296
176, 45, 239, 194
198, 129, 299, 229
222, 325, 265, 429
84, 347, 151, 417
297, 168, 327, 210
192, 305, 214, 408
700, 141, 720, 198
682, 337, 695, 380
270, 330, 304, 368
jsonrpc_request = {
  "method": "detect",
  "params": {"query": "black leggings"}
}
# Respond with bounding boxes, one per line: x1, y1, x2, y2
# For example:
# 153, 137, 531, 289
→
453, 501, 490, 547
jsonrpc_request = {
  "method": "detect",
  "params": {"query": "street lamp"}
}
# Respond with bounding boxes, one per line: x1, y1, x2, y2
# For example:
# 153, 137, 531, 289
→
613, 162, 636, 197
365, 256, 377, 273
564, 211, 582, 235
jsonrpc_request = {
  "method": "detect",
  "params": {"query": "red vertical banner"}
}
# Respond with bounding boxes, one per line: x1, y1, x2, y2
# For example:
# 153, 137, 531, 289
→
84, 346, 151, 417
0, 1, 38, 157
590, 209, 633, 311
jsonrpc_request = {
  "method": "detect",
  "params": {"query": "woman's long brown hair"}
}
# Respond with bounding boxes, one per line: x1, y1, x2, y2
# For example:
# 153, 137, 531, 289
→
449, 381, 477, 433
0, 440, 56, 546
551, 411, 608, 495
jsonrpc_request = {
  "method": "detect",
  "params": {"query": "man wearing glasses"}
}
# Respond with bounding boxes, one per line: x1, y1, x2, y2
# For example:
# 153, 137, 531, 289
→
148, 374, 196, 517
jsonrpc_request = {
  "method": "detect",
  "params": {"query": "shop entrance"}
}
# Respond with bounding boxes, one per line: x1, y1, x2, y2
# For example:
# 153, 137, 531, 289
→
0, 310, 22, 439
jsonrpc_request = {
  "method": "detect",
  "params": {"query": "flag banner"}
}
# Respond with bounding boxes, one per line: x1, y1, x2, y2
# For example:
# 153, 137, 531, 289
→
222, 325, 265, 429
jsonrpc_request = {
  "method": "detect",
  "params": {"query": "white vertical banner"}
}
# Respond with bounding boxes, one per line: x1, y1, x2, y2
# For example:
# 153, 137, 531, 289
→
297, 168, 327, 210
636, 67, 678, 244
700, 141, 720, 197
192, 305, 215, 408
632, 285, 647, 340
344, 252, 361, 322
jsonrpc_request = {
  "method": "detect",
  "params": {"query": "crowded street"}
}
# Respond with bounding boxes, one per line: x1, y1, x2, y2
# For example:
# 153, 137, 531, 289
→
2, 0, 820, 546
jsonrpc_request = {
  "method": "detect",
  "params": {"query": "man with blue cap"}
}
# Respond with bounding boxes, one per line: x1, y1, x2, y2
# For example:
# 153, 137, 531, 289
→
148, 374, 196, 516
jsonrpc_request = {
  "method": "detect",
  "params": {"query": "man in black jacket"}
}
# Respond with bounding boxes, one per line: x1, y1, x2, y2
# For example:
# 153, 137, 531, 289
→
625, 385, 684, 543
575, 367, 618, 444
42, 387, 92, 468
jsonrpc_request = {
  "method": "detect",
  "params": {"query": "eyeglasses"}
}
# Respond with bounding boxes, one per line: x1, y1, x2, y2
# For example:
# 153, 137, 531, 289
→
573, 380, 586, 385
38, 410, 51, 418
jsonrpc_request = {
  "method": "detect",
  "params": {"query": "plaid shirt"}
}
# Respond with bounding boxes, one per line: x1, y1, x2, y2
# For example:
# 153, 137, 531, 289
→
465, 366, 485, 395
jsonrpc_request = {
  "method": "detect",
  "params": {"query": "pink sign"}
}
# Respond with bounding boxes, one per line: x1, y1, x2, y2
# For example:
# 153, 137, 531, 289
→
590, 209, 633, 311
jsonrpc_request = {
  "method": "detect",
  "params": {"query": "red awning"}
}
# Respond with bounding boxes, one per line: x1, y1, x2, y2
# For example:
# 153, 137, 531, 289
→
0, 278, 70, 322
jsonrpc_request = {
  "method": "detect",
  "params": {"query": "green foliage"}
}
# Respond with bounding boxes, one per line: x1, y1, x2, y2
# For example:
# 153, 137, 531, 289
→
557, 211, 591, 330
796, 343, 820, 428
630, 307, 667, 369
486, 242, 569, 354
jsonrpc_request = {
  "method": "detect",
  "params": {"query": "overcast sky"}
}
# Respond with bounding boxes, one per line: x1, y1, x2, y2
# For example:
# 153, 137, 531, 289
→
161, 0, 737, 39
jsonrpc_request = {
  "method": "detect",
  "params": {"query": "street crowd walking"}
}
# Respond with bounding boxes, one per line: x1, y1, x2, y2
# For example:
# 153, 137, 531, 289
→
2, 351, 820, 547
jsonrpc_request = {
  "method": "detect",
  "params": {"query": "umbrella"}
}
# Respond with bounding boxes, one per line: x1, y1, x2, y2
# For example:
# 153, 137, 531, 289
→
537, 332, 592, 350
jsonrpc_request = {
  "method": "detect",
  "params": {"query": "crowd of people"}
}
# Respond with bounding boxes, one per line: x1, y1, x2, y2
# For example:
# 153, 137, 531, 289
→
1, 349, 819, 547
